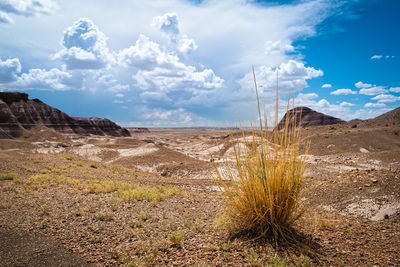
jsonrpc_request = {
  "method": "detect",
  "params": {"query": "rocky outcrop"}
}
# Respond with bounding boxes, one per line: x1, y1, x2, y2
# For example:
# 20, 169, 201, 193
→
0, 92, 131, 138
277, 106, 344, 129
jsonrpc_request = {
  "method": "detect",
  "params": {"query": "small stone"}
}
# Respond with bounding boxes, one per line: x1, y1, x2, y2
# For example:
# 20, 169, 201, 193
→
372, 179, 378, 183
364, 183, 371, 187
384, 214, 389, 220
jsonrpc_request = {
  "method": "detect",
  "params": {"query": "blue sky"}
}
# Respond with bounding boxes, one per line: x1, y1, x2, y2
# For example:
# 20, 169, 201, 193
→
0, 0, 399, 127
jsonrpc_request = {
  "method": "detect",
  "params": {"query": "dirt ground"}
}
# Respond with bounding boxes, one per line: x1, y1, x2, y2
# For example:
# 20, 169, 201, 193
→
0, 122, 399, 266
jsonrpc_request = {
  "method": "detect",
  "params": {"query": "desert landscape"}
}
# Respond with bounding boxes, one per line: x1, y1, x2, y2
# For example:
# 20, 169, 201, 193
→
0, 92, 399, 266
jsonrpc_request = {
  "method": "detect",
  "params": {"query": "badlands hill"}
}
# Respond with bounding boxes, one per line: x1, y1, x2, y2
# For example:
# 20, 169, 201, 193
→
277, 106, 344, 129
0, 92, 131, 138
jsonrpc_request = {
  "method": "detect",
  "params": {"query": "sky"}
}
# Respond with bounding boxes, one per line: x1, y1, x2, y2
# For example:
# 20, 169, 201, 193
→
0, 0, 399, 127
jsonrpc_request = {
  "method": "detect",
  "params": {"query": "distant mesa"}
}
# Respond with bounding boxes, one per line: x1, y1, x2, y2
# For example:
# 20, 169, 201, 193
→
126, 127, 150, 134
277, 106, 345, 129
0, 92, 132, 138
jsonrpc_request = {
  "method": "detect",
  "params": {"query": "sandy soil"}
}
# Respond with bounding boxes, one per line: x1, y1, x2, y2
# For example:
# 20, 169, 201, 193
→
0, 122, 399, 266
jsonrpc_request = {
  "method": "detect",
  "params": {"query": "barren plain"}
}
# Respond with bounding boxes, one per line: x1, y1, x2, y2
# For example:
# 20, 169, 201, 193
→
0, 116, 399, 266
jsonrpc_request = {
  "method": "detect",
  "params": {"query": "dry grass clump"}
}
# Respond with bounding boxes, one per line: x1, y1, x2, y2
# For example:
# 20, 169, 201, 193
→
0, 173, 19, 181
25, 173, 183, 205
214, 68, 307, 242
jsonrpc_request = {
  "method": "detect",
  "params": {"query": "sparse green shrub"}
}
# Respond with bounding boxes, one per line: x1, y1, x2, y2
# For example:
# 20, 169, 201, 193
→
214, 69, 307, 241
95, 211, 114, 221
0, 173, 19, 181
29, 174, 51, 183
267, 252, 290, 267
295, 254, 311, 267
168, 230, 183, 247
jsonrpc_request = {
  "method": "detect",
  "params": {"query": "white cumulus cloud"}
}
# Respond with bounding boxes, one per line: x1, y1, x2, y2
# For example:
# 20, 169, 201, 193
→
389, 87, 400, 93
322, 83, 332, 88
371, 94, 400, 103
54, 18, 114, 70
364, 102, 386, 108
152, 13, 197, 55
355, 81, 372, 88
265, 40, 295, 55
152, 12, 180, 38
0, 57, 21, 83
359, 86, 388, 96
239, 60, 323, 97
119, 34, 223, 95
330, 88, 357, 95
14, 68, 79, 91
340, 102, 355, 107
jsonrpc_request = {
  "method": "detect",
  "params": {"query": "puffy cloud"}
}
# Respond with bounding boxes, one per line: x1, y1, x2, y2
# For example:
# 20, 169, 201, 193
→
0, 58, 21, 83
389, 87, 400, 93
0, 0, 57, 17
371, 94, 400, 103
177, 36, 198, 55
370, 55, 383, 60
364, 102, 386, 108
152, 13, 197, 55
14, 68, 79, 91
118, 34, 183, 70
239, 60, 323, 96
0, 11, 13, 23
322, 83, 332, 88
54, 18, 114, 70
340, 102, 355, 107
115, 93, 124, 98
355, 81, 371, 88
152, 12, 180, 38
119, 34, 223, 96
265, 40, 295, 55
330, 88, 357, 95
359, 86, 388, 96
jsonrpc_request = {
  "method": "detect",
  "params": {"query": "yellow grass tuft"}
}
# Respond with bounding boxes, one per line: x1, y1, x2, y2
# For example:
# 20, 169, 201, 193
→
213, 67, 307, 241
0, 173, 19, 181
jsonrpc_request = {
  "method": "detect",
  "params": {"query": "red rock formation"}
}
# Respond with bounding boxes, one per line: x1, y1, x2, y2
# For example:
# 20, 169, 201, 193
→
0, 92, 131, 138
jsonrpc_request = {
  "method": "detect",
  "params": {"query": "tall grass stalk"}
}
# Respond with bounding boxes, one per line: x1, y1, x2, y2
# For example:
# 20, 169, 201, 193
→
213, 67, 307, 242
